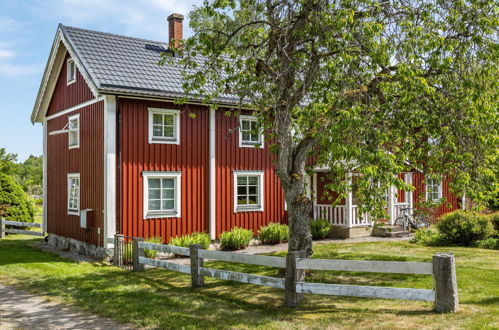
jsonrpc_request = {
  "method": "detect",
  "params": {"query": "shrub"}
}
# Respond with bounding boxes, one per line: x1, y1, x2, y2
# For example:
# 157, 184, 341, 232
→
486, 212, 499, 237
144, 236, 163, 259
219, 227, 253, 251
476, 238, 499, 250
310, 218, 332, 240
0, 173, 34, 223
169, 232, 211, 250
411, 228, 444, 246
258, 223, 289, 244
437, 211, 494, 246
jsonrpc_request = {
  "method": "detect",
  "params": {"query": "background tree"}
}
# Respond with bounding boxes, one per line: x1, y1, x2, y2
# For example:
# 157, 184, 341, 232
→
17, 155, 43, 196
166, 0, 498, 256
0, 148, 18, 176
0, 173, 35, 223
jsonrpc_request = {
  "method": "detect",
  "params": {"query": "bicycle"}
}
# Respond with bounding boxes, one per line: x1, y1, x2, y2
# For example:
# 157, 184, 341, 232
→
394, 208, 430, 231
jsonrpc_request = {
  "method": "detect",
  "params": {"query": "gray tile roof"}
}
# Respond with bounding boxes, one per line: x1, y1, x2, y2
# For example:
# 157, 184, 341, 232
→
61, 25, 236, 103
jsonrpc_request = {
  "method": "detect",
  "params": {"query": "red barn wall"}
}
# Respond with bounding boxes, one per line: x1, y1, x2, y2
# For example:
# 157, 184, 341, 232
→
119, 99, 209, 242
46, 101, 104, 246
215, 111, 287, 237
46, 53, 94, 116
412, 173, 460, 219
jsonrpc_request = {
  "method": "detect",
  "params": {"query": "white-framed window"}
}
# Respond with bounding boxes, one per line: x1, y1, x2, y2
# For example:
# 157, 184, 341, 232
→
67, 173, 80, 215
67, 58, 76, 85
233, 171, 264, 212
68, 114, 80, 149
143, 171, 181, 219
239, 115, 263, 148
426, 178, 442, 203
148, 108, 181, 144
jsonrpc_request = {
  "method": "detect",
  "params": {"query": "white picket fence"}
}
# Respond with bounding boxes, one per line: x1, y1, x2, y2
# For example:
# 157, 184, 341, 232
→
0, 218, 44, 238
130, 239, 458, 312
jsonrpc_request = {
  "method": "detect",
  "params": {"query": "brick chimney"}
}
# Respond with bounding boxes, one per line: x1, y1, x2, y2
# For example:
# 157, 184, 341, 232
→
167, 13, 184, 49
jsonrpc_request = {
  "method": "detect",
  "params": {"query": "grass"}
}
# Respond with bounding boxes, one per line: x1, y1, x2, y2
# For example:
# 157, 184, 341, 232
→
0, 235, 497, 329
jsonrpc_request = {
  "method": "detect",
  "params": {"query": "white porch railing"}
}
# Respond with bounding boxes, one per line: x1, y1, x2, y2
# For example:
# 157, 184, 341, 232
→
315, 205, 347, 226
351, 206, 371, 226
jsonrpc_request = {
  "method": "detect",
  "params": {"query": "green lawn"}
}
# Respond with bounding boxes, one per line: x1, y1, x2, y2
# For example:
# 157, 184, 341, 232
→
0, 236, 497, 329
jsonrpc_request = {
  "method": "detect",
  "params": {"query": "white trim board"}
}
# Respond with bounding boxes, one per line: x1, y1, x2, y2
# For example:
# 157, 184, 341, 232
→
103, 95, 117, 248
209, 108, 216, 239
46, 97, 104, 121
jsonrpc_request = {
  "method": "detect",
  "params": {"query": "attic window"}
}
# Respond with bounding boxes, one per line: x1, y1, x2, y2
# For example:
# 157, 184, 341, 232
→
67, 58, 76, 85
68, 114, 80, 149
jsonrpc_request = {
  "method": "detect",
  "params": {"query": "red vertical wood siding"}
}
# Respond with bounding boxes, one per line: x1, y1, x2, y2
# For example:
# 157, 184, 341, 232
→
215, 111, 287, 237
412, 173, 460, 219
46, 53, 94, 116
46, 101, 104, 246
119, 99, 209, 242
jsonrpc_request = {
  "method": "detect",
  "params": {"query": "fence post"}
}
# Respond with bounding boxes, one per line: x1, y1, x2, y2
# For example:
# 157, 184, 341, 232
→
114, 234, 124, 267
433, 253, 459, 313
190, 244, 204, 287
285, 250, 306, 307
133, 237, 145, 272
0, 218, 5, 239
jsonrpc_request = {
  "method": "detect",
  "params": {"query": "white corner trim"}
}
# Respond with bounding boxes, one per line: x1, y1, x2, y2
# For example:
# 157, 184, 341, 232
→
147, 108, 181, 145
46, 97, 104, 121
209, 108, 216, 239
103, 95, 117, 248
142, 171, 182, 219
238, 115, 264, 148
233, 170, 265, 213
68, 113, 80, 149
67, 173, 80, 216
42, 120, 48, 231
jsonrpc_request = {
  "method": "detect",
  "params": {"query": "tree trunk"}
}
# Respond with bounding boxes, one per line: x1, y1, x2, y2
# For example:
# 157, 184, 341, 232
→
285, 180, 313, 257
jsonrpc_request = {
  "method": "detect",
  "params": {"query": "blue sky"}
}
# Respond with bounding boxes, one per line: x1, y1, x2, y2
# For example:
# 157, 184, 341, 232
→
0, 0, 200, 161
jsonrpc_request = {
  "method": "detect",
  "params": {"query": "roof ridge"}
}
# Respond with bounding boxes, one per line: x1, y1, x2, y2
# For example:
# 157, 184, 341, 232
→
62, 24, 168, 46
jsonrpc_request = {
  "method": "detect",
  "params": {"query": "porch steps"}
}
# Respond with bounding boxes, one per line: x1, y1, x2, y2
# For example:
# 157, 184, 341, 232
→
372, 226, 411, 238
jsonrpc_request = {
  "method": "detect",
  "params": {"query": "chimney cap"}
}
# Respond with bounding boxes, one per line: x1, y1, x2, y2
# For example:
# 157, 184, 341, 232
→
167, 13, 184, 21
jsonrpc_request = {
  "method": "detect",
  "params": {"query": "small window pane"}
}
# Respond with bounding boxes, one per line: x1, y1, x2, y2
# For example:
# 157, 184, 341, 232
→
149, 179, 160, 188
153, 125, 163, 137
248, 195, 258, 204
237, 198, 247, 205
237, 186, 247, 195
162, 188, 174, 199
248, 186, 257, 195
163, 178, 174, 188
153, 113, 163, 125
162, 200, 174, 210
164, 126, 174, 138
237, 176, 247, 185
164, 114, 174, 125
248, 176, 258, 185
149, 200, 161, 210
149, 189, 160, 199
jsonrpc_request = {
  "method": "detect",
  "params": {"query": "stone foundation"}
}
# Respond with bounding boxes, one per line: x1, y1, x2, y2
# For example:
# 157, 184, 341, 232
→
47, 233, 112, 260
330, 225, 373, 239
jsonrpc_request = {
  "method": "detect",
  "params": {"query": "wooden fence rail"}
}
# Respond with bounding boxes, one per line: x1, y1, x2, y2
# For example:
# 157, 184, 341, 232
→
131, 239, 458, 313
0, 218, 44, 238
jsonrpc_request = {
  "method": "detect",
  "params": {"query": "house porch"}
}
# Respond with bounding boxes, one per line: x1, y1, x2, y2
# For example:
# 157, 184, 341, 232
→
312, 172, 414, 238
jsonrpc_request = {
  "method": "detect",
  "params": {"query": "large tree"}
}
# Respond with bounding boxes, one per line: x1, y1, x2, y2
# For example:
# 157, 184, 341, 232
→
165, 0, 498, 256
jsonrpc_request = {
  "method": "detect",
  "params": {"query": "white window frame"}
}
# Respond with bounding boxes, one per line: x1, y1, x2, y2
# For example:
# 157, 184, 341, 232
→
67, 58, 76, 85
426, 178, 442, 203
67, 173, 80, 216
239, 115, 264, 148
233, 170, 264, 212
143, 171, 182, 219
68, 114, 80, 149
148, 108, 181, 145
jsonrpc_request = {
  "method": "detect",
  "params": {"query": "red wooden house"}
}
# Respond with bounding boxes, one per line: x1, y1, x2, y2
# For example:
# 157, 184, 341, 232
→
31, 14, 463, 257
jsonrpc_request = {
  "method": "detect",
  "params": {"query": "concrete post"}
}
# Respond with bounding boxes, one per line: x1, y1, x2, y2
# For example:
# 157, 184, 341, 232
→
190, 244, 204, 287
284, 250, 306, 307
133, 237, 145, 272
433, 253, 459, 313
113, 234, 124, 267
0, 218, 5, 239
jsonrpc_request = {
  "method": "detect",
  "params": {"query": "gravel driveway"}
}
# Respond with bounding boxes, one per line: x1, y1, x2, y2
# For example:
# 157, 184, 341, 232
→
0, 284, 132, 330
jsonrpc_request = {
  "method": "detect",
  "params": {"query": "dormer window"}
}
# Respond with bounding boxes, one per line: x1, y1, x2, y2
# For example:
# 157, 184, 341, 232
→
67, 58, 76, 85
239, 115, 263, 148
